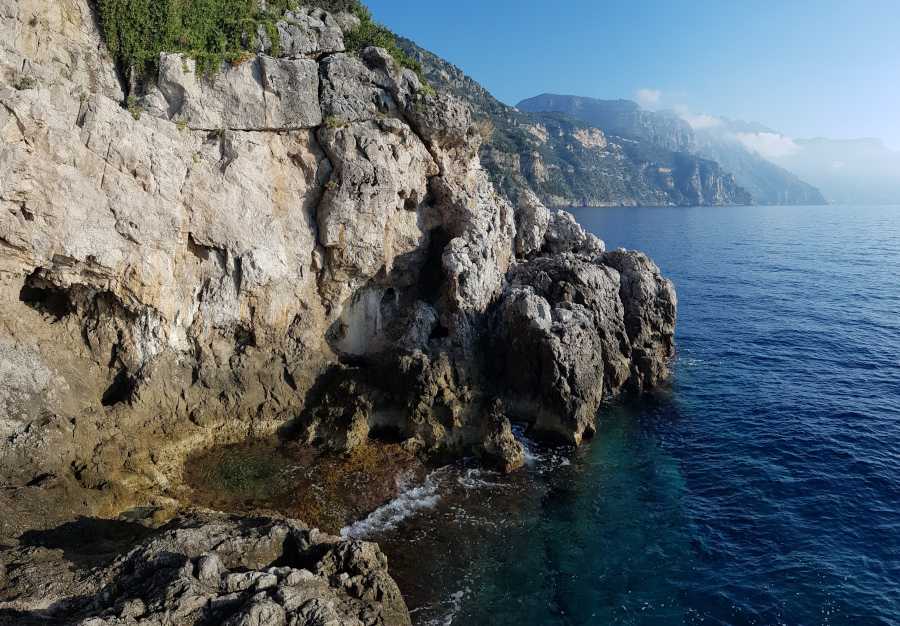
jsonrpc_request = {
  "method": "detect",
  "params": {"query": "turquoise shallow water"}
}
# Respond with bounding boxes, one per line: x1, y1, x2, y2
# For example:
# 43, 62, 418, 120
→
345, 205, 900, 625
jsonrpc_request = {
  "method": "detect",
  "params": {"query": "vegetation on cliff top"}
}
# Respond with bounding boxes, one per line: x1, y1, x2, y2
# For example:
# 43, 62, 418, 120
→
98, 0, 426, 84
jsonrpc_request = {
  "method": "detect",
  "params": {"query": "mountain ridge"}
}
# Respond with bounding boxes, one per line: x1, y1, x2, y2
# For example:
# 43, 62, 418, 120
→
517, 94, 827, 206
397, 37, 752, 208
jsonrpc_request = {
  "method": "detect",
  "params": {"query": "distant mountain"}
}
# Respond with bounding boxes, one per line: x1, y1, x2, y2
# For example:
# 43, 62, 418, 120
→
396, 38, 751, 208
767, 138, 900, 205
661, 112, 828, 206
518, 94, 826, 206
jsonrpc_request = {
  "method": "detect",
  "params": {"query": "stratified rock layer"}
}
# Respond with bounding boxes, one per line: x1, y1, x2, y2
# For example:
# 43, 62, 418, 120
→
0, 0, 675, 549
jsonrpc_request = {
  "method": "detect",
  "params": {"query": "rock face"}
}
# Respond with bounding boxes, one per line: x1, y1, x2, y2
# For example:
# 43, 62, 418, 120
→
0, 513, 410, 625
0, 0, 676, 558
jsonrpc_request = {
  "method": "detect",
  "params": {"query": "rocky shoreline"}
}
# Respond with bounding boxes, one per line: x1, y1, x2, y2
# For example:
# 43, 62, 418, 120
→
0, 1, 675, 622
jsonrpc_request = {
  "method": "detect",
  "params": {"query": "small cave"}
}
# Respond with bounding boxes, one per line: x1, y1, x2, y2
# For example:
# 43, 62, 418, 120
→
336, 354, 373, 368
101, 368, 135, 406
429, 323, 449, 340
19, 271, 72, 319
233, 324, 257, 349
187, 233, 211, 261
368, 424, 404, 445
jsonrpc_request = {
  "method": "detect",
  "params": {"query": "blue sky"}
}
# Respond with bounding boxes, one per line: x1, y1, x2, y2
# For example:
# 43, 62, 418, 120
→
366, 0, 900, 150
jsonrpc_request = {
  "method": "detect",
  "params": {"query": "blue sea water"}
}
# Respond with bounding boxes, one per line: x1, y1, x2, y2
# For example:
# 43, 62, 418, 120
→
345, 205, 900, 625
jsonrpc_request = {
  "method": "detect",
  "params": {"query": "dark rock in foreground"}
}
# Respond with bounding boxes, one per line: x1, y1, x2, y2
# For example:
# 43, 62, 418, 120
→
0, 514, 410, 626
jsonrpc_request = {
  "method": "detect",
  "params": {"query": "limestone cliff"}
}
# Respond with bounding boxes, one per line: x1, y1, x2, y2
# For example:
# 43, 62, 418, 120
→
0, 0, 675, 582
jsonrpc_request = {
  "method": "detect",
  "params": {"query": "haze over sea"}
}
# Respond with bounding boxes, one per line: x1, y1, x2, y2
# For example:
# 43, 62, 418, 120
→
345, 204, 900, 625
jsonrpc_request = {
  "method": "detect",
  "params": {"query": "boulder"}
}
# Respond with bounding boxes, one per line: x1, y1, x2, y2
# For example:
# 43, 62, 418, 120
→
543, 210, 605, 258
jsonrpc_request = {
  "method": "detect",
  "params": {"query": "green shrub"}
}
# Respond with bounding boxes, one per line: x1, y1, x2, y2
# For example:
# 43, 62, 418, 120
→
16, 75, 35, 90
125, 94, 143, 119
97, 0, 426, 86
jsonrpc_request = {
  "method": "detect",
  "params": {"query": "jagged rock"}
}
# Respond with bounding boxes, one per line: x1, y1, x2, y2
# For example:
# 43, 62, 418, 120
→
491, 248, 676, 443
333, 12, 362, 34
515, 189, 550, 257
601, 248, 677, 390
252, 7, 345, 59
491, 287, 604, 444
477, 399, 526, 471
507, 255, 632, 392
318, 48, 421, 122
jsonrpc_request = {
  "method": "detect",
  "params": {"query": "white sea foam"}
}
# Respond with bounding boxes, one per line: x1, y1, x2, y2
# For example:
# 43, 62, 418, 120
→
414, 588, 470, 626
455, 467, 503, 490
340, 469, 446, 539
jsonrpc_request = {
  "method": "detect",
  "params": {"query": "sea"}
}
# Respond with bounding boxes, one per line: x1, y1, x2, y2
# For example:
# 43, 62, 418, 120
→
342, 205, 900, 625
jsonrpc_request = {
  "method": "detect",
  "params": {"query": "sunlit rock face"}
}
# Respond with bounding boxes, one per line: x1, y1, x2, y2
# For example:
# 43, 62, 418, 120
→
0, 0, 675, 542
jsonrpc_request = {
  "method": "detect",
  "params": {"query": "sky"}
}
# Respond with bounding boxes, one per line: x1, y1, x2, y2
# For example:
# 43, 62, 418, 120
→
365, 0, 900, 150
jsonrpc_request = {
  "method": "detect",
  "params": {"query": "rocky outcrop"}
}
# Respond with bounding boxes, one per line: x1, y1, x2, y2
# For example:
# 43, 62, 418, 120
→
0, 0, 675, 563
251, 7, 346, 59
0, 513, 410, 625
491, 214, 676, 444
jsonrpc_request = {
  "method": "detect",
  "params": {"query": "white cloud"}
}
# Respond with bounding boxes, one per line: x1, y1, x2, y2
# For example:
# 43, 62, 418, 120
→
674, 105, 722, 130
726, 132, 801, 159
830, 161, 846, 170
636, 88, 662, 108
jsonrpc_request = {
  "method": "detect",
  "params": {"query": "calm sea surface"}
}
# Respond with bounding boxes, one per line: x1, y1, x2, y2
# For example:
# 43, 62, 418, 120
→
344, 205, 900, 625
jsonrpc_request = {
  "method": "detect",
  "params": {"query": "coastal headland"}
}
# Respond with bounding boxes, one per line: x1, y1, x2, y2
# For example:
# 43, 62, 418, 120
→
0, 2, 675, 622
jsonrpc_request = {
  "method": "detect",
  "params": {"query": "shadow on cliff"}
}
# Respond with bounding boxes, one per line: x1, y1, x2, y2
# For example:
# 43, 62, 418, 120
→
17, 516, 151, 570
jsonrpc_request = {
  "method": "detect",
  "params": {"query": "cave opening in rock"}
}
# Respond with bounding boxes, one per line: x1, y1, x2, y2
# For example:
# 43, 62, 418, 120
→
368, 424, 405, 445
19, 271, 72, 319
